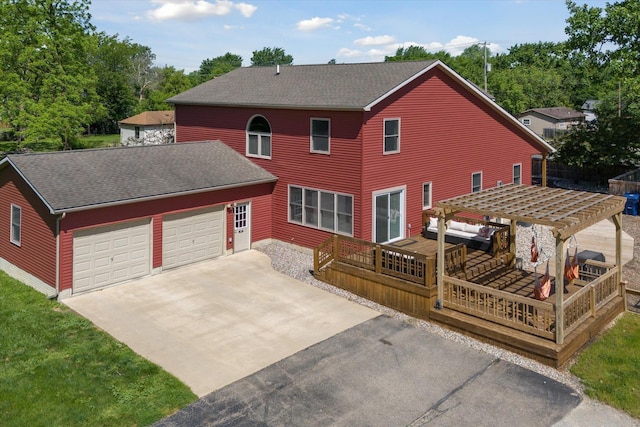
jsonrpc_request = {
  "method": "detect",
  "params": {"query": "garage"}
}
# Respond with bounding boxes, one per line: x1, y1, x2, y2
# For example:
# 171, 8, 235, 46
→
73, 220, 151, 293
162, 206, 225, 269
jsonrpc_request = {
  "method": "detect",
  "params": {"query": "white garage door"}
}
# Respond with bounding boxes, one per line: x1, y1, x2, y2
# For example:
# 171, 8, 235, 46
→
73, 220, 151, 293
162, 206, 224, 269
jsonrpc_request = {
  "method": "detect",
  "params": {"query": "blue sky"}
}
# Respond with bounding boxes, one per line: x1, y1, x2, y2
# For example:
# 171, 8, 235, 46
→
89, 0, 607, 73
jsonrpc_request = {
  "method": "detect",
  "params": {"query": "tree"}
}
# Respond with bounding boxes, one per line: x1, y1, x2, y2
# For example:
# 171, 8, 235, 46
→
556, 0, 640, 167
131, 44, 159, 102
250, 47, 293, 66
384, 46, 452, 63
193, 52, 242, 83
140, 66, 195, 111
90, 33, 139, 133
0, 0, 105, 148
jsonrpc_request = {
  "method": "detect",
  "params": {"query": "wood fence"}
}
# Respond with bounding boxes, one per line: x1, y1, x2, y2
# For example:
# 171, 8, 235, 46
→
609, 168, 640, 195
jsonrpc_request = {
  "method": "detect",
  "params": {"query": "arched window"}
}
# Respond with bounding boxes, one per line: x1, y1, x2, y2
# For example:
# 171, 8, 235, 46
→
246, 115, 271, 159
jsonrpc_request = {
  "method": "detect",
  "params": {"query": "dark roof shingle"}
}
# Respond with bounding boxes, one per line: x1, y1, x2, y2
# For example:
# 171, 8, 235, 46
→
167, 61, 438, 110
5, 141, 276, 213
522, 107, 585, 121
118, 110, 174, 125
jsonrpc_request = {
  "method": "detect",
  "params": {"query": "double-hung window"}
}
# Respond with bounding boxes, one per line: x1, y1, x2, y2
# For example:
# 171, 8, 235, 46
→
513, 163, 522, 185
472, 172, 482, 193
310, 118, 330, 153
246, 115, 272, 159
289, 185, 353, 235
383, 118, 400, 153
10, 204, 21, 246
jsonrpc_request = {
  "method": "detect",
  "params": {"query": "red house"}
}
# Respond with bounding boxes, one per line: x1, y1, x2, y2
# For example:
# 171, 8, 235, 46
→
0, 60, 553, 298
0, 142, 275, 297
169, 60, 553, 248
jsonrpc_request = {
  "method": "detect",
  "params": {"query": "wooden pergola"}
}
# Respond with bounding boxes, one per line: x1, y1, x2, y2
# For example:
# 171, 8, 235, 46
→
434, 184, 627, 344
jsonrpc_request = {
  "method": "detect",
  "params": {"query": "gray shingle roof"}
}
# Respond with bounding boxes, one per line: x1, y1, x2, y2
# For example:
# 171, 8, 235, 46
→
523, 107, 585, 121
4, 141, 277, 213
167, 61, 438, 110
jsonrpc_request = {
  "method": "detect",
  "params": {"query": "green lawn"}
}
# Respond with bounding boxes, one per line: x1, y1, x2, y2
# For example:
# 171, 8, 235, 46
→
0, 272, 197, 426
0, 134, 120, 154
570, 312, 640, 418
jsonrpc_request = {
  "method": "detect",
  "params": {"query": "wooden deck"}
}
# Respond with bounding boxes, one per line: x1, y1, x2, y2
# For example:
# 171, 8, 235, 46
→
314, 233, 626, 367
393, 234, 575, 301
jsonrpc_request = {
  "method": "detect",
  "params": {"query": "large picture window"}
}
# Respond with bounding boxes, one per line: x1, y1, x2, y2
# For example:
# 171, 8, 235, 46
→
384, 118, 400, 153
10, 204, 21, 246
289, 185, 353, 235
246, 115, 272, 159
310, 118, 330, 153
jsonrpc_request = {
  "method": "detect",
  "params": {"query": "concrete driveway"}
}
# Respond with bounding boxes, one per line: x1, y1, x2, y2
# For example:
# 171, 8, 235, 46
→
63, 250, 378, 397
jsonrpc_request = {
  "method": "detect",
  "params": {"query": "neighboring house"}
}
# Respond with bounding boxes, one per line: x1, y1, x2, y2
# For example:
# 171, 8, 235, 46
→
169, 60, 553, 249
581, 99, 600, 122
119, 110, 175, 145
0, 142, 276, 297
518, 107, 585, 140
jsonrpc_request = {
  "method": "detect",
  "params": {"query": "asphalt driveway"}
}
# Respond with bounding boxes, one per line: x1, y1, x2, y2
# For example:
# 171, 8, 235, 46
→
63, 250, 379, 397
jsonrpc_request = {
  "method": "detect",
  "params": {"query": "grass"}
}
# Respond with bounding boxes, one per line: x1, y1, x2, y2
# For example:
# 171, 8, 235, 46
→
0, 272, 197, 426
0, 134, 120, 154
570, 312, 640, 418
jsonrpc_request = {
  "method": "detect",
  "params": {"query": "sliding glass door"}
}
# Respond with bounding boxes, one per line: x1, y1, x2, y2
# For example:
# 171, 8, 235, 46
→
374, 189, 404, 243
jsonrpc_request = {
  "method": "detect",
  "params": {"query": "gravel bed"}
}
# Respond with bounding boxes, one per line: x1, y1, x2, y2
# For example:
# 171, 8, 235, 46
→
255, 242, 584, 394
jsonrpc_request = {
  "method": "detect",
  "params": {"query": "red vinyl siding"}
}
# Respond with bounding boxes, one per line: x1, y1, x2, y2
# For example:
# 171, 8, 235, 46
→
176, 106, 364, 248
174, 65, 547, 248
0, 168, 57, 287
57, 182, 274, 291
360, 68, 541, 240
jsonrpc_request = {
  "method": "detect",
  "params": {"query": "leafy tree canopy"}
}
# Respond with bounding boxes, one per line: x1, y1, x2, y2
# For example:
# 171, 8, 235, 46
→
193, 52, 242, 83
0, 0, 105, 148
250, 47, 293, 66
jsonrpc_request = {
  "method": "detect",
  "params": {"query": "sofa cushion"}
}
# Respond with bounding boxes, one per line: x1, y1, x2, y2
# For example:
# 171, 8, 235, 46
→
464, 223, 483, 234
429, 217, 438, 229
449, 220, 466, 231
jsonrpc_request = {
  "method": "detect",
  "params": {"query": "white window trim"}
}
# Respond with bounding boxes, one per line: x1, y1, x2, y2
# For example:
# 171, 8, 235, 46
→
513, 163, 522, 185
287, 184, 353, 236
383, 118, 400, 154
371, 185, 406, 244
471, 171, 483, 193
422, 181, 432, 209
310, 117, 330, 154
10, 204, 21, 246
246, 114, 272, 160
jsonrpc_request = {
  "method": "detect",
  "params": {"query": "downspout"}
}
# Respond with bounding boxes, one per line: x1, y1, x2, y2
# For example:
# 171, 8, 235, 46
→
52, 211, 66, 299
541, 153, 547, 187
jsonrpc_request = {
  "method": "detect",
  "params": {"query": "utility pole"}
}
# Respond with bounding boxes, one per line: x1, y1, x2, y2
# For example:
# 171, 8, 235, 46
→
483, 41, 488, 93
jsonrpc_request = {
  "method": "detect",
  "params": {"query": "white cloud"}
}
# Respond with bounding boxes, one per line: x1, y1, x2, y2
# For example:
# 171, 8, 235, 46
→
354, 22, 371, 31
147, 0, 256, 21
296, 17, 334, 31
354, 35, 395, 46
337, 47, 363, 58
444, 35, 480, 56
235, 2, 257, 17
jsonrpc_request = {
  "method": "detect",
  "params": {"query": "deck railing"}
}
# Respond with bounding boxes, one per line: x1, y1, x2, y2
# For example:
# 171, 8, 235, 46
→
563, 262, 619, 336
443, 276, 555, 339
313, 235, 467, 287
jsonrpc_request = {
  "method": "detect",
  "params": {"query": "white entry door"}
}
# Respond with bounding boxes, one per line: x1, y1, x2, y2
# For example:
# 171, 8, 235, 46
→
374, 188, 404, 243
234, 202, 251, 252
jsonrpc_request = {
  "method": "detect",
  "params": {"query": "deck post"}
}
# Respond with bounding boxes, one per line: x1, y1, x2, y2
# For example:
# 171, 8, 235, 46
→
375, 245, 382, 275
612, 213, 625, 302
333, 235, 340, 262
436, 213, 446, 309
509, 219, 517, 267
555, 235, 565, 345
